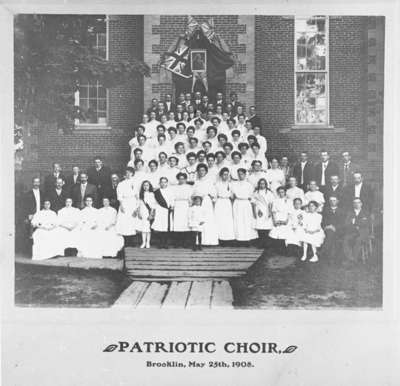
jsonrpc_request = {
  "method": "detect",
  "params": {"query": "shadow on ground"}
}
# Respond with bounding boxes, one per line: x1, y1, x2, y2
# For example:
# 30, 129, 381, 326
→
231, 249, 382, 309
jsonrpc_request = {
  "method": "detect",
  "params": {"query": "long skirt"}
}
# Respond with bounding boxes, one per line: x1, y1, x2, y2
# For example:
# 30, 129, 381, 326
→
254, 209, 273, 231
201, 196, 219, 245
137, 201, 152, 233
98, 227, 124, 257
173, 200, 190, 232
152, 205, 173, 232
115, 198, 138, 236
76, 229, 103, 259
57, 228, 80, 251
214, 198, 235, 240
285, 227, 302, 246
232, 199, 258, 241
32, 228, 64, 260
269, 224, 291, 240
297, 228, 325, 248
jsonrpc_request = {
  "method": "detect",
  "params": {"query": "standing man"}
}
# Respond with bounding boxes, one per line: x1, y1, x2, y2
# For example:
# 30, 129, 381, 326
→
292, 151, 314, 191
101, 173, 120, 210
214, 92, 225, 109
47, 177, 68, 213
229, 92, 242, 114
23, 177, 43, 250
339, 151, 359, 187
163, 94, 175, 113
324, 175, 344, 204
343, 172, 374, 213
64, 166, 81, 195
248, 106, 262, 129
87, 156, 111, 194
44, 162, 66, 194
314, 150, 339, 193
72, 172, 98, 209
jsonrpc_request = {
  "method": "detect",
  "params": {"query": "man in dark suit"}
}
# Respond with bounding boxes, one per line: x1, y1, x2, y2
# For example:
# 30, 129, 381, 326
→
46, 177, 68, 213
72, 172, 98, 209
163, 93, 175, 113
292, 152, 314, 191
343, 172, 374, 213
314, 150, 339, 193
100, 173, 120, 210
229, 92, 242, 115
324, 175, 344, 204
155, 101, 167, 121
192, 92, 203, 112
199, 95, 209, 113
22, 177, 43, 247
64, 166, 81, 196
214, 92, 225, 109
43, 162, 66, 194
146, 98, 158, 116
339, 151, 360, 187
321, 196, 346, 262
248, 106, 262, 129
183, 92, 193, 111
343, 197, 371, 264
87, 157, 111, 193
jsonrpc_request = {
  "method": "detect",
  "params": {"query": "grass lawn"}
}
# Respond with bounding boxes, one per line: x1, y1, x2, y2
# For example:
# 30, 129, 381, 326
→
15, 263, 132, 308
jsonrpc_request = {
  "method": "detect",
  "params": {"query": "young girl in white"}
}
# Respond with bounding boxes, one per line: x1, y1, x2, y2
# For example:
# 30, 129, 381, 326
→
188, 196, 206, 250
285, 197, 306, 254
299, 201, 325, 262
304, 180, 325, 213
137, 180, 156, 248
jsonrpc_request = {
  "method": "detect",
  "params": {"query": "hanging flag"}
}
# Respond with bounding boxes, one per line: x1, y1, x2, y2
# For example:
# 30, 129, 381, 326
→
160, 36, 192, 79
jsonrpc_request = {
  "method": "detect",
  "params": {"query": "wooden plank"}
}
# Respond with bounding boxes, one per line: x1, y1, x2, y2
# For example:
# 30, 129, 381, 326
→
125, 250, 260, 255
127, 269, 245, 278
127, 277, 223, 282
113, 281, 150, 307
126, 263, 253, 269
126, 260, 255, 265
211, 281, 234, 308
161, 281, 192, 308
186, 281, 213, 308
136, 282, 169, 308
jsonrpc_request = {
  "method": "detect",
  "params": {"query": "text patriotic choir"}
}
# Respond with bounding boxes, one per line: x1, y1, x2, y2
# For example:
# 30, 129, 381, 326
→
23, 91, 375, 265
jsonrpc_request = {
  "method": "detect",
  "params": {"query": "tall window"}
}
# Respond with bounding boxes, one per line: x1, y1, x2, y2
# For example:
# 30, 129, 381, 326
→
75, 16, 108, 126
295, 16, 328, 125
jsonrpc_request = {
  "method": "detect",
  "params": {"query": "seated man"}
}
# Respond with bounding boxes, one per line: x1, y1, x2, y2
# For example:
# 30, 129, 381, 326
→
342, 197, 371, 265
321, 196, 345, 262
343, 171, 374, 214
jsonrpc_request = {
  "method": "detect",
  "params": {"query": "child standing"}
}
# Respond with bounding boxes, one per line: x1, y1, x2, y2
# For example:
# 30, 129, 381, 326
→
188, 196, 205, 251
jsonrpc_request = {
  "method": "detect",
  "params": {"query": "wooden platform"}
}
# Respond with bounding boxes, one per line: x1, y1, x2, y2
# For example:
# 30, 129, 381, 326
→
124, 247, 261, 280
113, 280, 234, 309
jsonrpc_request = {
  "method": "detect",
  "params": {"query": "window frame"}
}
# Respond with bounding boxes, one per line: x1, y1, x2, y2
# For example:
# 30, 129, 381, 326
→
294, 15, 330, 127
75, 16, 110, 129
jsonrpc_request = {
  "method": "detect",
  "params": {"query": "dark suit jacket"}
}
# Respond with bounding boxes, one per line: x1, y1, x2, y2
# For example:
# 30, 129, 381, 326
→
249, 115, 262, 129
343, 183, 374, 213
322, 206, 345, 234
338, 162, 360, 187
146, 106, 157, 116
23, 189, 44, 217
292, 161, 314, 189
44, 173, 66, 193
46, 188, 68, 213
344, 209, 370, 240
87, 166, 111, 191
323, 184, 344, 203
314, 161, 340, 188
192, 100, 203, 112
163, 102, 176, 113
72, 183, 98, 209
100, 184, 119, 210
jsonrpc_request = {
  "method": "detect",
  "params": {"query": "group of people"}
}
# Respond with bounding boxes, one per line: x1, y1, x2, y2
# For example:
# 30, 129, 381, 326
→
22, 91, 375, 265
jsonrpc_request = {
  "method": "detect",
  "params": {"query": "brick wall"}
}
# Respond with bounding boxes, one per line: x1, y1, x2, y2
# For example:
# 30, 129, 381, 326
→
22, 15, 144, 185
255, 16, 375, 174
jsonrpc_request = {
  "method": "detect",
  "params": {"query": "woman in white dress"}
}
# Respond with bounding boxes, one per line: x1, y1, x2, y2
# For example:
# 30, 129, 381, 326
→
137, 180, 156, 249
231, 168, 258, 243
76, 196, 103, 259
152, 177, 175, 248
172, 173, 193, 244
31, 200, 63, 260
251, 178, 274, 248
192, 163, 219, 246
97, 197, 124, 257
206, 153, 219, 183
266, 158, 286, 197
269, 186, 292, 254
57, 197, 81, 254
299, 201, 325, 262
304, 180, 325, 212
285, 197, 306, 253
147, 160, 160, 188
214, 167, 235, 244
115, 167, 139, 247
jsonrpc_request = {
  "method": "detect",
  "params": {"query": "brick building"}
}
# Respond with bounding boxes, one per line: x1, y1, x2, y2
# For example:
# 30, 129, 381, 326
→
21, 15, 384, 184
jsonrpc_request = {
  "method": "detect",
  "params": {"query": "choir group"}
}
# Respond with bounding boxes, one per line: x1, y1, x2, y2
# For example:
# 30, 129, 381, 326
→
23, 91, 375, 265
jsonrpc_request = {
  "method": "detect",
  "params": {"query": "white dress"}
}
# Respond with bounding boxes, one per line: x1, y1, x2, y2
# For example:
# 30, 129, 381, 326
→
214, 181, 235, 240
137, 191, 156, 232
152, 187, 175, 232
115, 178, 138, 236
146, 170, 161, 189
285, 208, 306, 246
192, 177, 219, 245
297, 212, 325, 247
265, 168, 286, 196
304, 190, 325, 212
231, 181, 258, 241
173, 184, 193, 232
97, 206, 124, 257
31, 209, 63, 260
188, 205, 206, 232
247, 171, 268, 188
286, 186, 306, 204
76, 207, 103, 259
251, 189, 274, 230
269, 197, 292, 240
57, 206, 81, 250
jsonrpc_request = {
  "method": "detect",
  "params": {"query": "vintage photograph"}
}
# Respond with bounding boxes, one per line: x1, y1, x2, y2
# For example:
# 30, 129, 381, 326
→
14, 14, 384, 309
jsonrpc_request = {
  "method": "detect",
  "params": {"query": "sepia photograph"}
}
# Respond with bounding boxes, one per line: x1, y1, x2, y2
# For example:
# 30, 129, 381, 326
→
13, 14, 384, 310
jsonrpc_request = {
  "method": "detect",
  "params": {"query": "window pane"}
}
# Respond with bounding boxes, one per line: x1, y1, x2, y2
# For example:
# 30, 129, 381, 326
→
296, 73, 327, 124
98, 86, 106, 98
89, 86, 98, 98
98, 98, 107, 111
